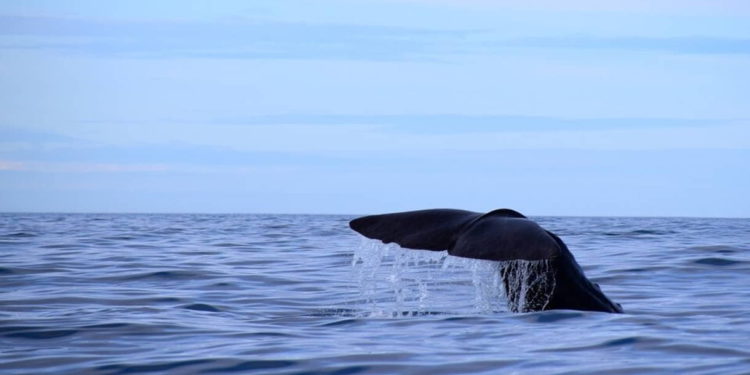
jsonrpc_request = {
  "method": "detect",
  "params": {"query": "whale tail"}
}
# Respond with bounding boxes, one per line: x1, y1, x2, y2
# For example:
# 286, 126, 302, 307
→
349, 208, 624, 313
350, 208, 560, 261
349, 209, 481, 251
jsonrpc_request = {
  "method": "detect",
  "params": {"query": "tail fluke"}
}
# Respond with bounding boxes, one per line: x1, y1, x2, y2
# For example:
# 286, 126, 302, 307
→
349, 209, 480, 251
349, 208, 560, 261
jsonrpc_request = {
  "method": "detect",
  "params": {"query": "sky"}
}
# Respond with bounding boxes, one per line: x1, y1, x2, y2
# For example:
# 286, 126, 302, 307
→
0, 0, 748, 217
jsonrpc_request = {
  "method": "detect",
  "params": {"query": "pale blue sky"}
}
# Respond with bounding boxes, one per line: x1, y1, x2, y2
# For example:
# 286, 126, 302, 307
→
0, 0, 748, 216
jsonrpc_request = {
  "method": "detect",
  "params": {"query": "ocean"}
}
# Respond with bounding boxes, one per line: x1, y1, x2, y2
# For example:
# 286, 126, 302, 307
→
1, 213, 749, 374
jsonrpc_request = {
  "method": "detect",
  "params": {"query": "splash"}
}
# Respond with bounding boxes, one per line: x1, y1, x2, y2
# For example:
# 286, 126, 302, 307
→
352, 239, 555, 315
351, 238, 452, 316
500, 259, 556, 313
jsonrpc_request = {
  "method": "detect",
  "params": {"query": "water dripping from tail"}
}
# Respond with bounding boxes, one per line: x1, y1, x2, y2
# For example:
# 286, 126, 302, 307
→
351, 239, 556, 316
499, 259, 556, 313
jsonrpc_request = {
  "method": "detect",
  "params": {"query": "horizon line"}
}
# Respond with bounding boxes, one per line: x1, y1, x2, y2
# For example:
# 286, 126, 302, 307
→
1, 211, 746, 220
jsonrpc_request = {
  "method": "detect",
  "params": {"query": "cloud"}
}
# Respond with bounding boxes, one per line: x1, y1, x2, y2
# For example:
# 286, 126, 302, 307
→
8, 119, 746, 153
391, 0, 750, 14
0, 160, 169, 173
0, 15, 467, 61
0, 160, 25, 171
2, 15, 749, 61
501, 36, 750, 55
213, 114, 723, 132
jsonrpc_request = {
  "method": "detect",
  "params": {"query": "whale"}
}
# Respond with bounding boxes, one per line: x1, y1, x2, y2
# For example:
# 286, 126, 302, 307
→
349, 208, 623, 313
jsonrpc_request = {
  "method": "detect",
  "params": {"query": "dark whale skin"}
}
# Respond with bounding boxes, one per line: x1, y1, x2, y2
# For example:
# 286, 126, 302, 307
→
350, 208, 623, 313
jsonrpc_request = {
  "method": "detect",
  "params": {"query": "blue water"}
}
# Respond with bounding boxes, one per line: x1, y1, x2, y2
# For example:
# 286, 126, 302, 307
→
1, 213, 749, 374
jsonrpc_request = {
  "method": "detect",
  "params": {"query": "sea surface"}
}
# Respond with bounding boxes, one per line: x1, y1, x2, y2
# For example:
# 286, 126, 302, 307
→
1, 213, 749, 374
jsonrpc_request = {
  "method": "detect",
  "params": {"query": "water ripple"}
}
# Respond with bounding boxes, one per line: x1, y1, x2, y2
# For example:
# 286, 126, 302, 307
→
0, 213, 748, 375
180, 303, 222, 312
691, 257, 745, 267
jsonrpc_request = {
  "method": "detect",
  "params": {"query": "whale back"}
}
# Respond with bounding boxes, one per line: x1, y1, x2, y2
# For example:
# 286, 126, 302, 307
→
544, 231, 624, 313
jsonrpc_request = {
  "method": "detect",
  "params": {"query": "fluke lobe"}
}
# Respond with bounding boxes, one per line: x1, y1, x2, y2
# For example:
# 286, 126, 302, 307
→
349, 208, 623, 313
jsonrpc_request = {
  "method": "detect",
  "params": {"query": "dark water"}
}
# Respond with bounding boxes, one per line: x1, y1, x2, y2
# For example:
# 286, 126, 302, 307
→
1, 213, 749, 374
